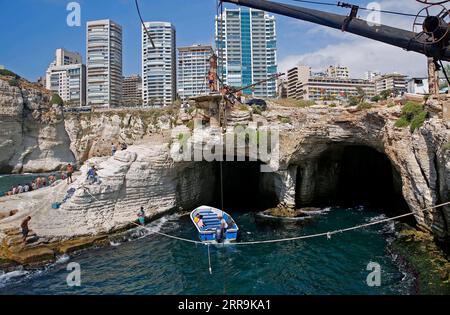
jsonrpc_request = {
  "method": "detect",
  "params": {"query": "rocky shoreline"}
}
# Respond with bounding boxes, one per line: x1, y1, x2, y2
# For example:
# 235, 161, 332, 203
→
0, 208, 174, 272
389, 223, 450, 294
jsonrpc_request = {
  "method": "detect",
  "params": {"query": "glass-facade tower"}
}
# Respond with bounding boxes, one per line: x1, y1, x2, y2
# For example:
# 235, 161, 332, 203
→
215, 8, 277, 97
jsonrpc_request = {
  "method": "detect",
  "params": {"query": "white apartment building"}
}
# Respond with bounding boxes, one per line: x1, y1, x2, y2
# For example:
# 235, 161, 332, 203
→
375, 73, 407, 95
327, 65, 349, 79
178, 45, 214, 100
52, 48, 82, 67
407, 78, 429, 95
86, 19, 123, 108
364, 70, 381, 82
215, 8, 277, 98
142, 22, 176, 107
288, 65, 375, 101
45, 49, 86, 107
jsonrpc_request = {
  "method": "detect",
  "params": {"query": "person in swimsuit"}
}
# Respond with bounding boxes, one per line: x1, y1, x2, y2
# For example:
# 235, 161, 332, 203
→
21, 216, 31, 245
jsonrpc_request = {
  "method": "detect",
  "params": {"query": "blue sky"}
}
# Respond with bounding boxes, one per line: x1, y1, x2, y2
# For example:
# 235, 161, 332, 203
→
0, 0, 428, 81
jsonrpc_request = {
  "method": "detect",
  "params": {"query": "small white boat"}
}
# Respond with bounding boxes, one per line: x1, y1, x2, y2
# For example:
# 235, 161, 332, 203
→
190, 206, 239, 243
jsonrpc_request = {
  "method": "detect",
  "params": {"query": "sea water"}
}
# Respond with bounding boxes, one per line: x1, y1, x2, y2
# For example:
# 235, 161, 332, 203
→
0, 206, 414, 295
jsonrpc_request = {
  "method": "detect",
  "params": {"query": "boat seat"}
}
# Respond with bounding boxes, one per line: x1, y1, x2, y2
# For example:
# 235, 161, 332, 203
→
202, 215, 218, 220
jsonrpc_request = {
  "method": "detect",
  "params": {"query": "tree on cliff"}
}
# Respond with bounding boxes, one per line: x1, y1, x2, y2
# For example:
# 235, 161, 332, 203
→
51, 93, 64, 106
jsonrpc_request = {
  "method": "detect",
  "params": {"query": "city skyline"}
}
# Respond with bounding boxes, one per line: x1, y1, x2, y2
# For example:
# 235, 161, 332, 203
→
0, 0, 431, 82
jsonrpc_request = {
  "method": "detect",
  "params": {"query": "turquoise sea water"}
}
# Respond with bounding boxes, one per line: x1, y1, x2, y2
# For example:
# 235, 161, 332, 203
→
0, 174, 52, 196
0, 205, 414, 295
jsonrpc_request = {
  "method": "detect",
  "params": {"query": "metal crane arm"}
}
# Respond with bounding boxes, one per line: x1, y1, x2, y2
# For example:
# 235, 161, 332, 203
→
220, 0, 450, 61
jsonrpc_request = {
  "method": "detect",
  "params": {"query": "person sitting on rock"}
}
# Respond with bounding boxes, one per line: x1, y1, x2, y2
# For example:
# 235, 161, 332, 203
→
87, 166, 98, 184
21, 216, 31, 245
137, 207, 146, 225
112, 143, 117, 156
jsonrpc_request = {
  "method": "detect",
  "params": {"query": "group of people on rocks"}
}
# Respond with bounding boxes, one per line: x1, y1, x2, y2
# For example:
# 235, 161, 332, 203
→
4, 163, 75, 197
111, 142, 128, 156
6, 175, 56, 196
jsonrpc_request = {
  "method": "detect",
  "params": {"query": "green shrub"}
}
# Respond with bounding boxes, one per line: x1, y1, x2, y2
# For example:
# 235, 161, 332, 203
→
395, 101, 428, 132
394, 117, 410, 128
251, 105, 262, 115
8, 78, 19, 87
177, 133, 190, 145
410, 111, 428, 132
0, 69, 20, 78
238, 104, 250, 111
380, 89, 393, 100
402, 101, 423, 118
187, 106, 195, 115
51, 93, 64, 106
329, 103, 337, 108
348, 96, 359, 106
371, 95, 381, 102
357, 102, 372, 110
442, 142, 450, 152
186, 120, 195, 130
279, 117, 291, 124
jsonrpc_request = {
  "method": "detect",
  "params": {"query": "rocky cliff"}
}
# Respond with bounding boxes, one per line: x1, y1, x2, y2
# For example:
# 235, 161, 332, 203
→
0, 77, 178, 172
0, 77, 75, 173
0, 77, 449, 254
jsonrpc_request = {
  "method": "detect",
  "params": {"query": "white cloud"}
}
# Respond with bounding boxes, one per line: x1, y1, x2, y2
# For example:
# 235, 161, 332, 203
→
278, 0, 431, 78
278, 38, 428, 78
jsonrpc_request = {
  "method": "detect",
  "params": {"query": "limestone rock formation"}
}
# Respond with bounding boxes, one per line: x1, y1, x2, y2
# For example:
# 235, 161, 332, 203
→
0, 77, 75, 173
0, 87, 449, 268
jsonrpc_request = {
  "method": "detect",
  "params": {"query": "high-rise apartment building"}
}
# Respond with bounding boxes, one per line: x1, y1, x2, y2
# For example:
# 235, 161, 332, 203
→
123, 75, 142, 107
86, 19, 123, 108
142, 22, 176, 107
215, 8, 277, 97
45, 48, 86, 107
53, 48, 82, 66
177, 45, 214, 100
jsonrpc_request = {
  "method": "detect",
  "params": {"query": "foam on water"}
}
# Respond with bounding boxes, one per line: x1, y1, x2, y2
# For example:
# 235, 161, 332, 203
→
0, 270, 29, 288
110, 241, 121, 247
55, 255, 70, 264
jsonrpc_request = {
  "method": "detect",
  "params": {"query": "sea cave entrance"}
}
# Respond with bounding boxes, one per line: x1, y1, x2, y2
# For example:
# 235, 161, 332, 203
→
295, 145, 409, 213
211, 160, 279, 212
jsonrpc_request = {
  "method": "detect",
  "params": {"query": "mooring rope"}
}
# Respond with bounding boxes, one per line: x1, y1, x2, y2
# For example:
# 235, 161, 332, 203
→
207, 244, 213, 275
135, 201, 450, 247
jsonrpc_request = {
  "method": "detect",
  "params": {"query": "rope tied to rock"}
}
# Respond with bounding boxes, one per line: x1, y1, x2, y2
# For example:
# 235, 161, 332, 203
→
136, 201, 450, 246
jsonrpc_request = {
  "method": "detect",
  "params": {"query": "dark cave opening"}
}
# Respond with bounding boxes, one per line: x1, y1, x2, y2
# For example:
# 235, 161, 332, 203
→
212, 160, 278, 212
296, 145, 409, 213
